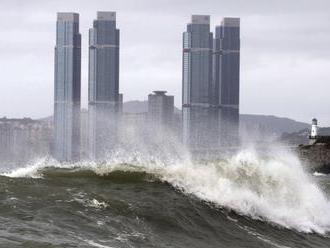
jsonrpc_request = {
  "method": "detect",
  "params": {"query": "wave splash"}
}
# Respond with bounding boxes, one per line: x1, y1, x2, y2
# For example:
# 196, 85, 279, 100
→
2, 147, 330, 234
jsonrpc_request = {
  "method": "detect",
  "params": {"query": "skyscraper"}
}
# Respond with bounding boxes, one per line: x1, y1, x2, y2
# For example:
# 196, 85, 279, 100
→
182, 15, 214, 150
148, 91, 174, 129
53, 13, 81, 162
88, 11, 120, 160
213, 18, 240, 146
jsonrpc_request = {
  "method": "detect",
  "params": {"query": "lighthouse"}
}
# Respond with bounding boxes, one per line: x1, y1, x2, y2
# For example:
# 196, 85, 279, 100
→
311, 118, 318, 138
308, 118, 330, 145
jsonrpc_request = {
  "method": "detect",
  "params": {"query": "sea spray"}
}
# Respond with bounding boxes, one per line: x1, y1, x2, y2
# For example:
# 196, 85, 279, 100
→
161, 148, 330, 233
2, 146, 330, 234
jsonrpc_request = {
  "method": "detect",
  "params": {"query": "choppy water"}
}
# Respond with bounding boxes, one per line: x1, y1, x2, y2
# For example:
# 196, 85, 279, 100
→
1, 148, 330, 247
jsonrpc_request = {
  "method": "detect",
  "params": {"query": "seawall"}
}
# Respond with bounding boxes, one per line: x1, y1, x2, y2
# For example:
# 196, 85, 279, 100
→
297, 144, 330, 173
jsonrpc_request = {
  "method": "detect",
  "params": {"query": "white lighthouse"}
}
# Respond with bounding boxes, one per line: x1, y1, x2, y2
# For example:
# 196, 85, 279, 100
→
311, 118, 318, 138
309, 118, 330, 145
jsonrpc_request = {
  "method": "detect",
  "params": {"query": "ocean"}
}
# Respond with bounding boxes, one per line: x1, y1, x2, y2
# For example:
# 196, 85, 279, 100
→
1, 147, 330, 248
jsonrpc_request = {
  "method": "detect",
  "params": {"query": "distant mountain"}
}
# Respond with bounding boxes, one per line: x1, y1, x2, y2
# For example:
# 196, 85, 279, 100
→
38, 101, 311, 137
280, 129, 310, 145
123, 101, 310, 135
280, 127, 330, 145
239, 114, 309, 136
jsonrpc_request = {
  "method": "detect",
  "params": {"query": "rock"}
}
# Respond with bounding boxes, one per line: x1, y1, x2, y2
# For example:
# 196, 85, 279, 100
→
297, 143, 330, 173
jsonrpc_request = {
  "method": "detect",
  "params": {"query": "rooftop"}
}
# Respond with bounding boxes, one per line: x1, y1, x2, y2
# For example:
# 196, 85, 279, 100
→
221, 17, 240, 27
152, 91, 167, 95
191, 15, 210, 24
57, 12, 79, 22
97, 11, 116, 21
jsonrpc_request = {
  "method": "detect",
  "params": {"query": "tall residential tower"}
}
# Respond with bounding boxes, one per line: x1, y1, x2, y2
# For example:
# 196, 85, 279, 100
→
182, 15, 214, 150
88, 11, 120, 160
213, 18, 240, 146
53, 13, 81, 162
182, 15, 240, 150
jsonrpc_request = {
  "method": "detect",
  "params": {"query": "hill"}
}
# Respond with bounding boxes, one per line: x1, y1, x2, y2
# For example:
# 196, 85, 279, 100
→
38, 101, 311, 137
123, 101, 309, 135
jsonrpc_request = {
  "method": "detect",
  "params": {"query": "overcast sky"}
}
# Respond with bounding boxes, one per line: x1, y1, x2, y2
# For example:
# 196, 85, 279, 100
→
0, 0, 329, 125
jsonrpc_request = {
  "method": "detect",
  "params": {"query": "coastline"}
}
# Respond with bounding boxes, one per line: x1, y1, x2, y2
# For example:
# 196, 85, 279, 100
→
297, 143, 330, 173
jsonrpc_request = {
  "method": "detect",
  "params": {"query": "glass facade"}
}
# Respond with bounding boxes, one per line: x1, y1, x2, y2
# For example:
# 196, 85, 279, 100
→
182, 15, 214, 150
88, 12, 120, 160
54, 13, 81, 162
214, 18, 240, 146
182, 16, 240, 150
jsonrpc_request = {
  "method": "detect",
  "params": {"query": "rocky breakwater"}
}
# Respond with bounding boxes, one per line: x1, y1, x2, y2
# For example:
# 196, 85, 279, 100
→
298, 143, 330, 173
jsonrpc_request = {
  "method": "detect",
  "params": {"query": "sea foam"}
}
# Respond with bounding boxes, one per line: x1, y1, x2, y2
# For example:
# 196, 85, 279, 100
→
2, 147, 330, 234
161, 148, 330, 234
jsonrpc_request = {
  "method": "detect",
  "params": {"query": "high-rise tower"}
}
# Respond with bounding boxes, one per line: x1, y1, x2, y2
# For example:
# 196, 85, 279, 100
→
182, 15, 214, 150
148, 91, 174, 129
53, 13, 81, 162
213, 18, 240, 146
88, 11, 120, 160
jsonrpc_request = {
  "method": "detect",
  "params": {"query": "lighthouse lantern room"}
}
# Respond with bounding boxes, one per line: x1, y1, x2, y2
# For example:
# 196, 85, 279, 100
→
311, 118, 318, 138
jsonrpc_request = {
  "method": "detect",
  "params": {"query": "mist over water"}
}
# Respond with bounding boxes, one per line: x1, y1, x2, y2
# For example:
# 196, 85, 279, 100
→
3, 144, 330, 228
2, 123, 330, 247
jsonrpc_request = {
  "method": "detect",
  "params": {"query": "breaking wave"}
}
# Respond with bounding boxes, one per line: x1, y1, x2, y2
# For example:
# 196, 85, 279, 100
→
2, 147, 330, 234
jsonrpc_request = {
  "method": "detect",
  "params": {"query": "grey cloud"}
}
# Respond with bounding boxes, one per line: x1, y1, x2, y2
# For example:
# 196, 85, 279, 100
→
0, 0, 330, 125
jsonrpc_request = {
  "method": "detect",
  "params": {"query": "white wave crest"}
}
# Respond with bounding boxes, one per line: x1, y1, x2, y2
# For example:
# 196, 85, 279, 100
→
1, 157, 62, 178
313, 172, 328, 177
160, 148, 330, 234
2, 147, 330, 234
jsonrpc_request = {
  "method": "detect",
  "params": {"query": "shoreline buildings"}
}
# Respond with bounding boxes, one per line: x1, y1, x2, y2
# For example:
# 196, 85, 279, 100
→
0, 118, 52, 163
148, 91, 174, 130
213, 18, 240, 146
182, 15, 214, 150
182, 15, 240, 150
51, 12, 240, 162
53, 13, 81, 162
88, 11, 121, 160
